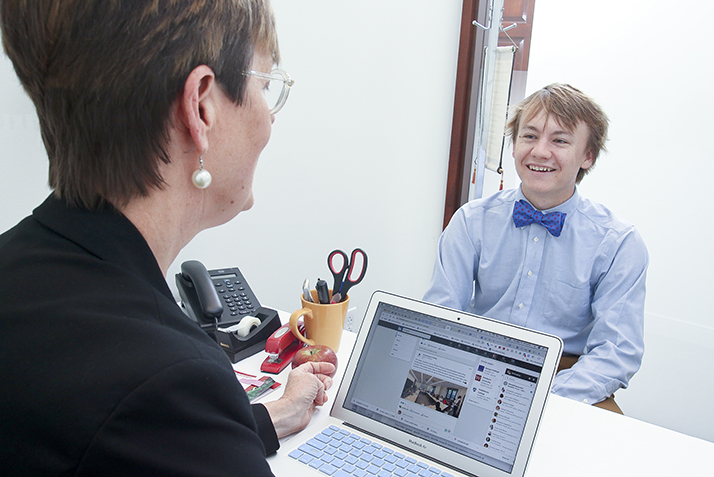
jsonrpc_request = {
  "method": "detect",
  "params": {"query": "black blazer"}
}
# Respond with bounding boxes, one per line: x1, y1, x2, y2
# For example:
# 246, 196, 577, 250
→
0, 195, 278, 476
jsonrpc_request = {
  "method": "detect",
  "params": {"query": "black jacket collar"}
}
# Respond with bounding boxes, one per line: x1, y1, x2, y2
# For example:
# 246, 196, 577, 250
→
32, 194, 173, 302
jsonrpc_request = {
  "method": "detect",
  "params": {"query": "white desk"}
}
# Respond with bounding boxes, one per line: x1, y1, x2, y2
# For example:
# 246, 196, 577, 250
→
234, 324, 714, 476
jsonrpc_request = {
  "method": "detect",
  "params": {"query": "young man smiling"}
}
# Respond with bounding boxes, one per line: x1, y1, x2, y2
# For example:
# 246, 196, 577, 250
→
424, 84, 648, 413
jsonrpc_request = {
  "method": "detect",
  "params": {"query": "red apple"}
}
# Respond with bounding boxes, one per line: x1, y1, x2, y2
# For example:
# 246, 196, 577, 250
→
291, 344, 338, 378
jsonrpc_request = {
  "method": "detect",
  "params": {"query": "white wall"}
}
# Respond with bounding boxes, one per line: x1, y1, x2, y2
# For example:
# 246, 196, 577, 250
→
487, 0, 714, 442
168, 0, 462, 326
0, 2, 461, 333
0, 64, 50, 227
2, 0, 713, 443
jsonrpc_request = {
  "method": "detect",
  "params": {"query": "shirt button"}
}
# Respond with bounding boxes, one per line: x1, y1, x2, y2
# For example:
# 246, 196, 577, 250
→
527, 271, 533, 276
518, 303, 524, 309
583, 399, 590, 404
533, 237, 539, 243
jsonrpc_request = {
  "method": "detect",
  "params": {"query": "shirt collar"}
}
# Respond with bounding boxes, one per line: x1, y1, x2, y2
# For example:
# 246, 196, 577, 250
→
516, 186, 581, 216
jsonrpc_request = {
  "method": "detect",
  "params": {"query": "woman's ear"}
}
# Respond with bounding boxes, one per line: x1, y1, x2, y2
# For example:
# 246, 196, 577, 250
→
179, 65, 218, 153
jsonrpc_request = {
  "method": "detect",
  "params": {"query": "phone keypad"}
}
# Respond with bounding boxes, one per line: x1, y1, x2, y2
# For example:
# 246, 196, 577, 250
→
214, 278, 257, 317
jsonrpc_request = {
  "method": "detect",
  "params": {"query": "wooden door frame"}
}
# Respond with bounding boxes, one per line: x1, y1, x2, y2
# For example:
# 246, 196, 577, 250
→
443, 0, 487, 230
442, 0, 535, 230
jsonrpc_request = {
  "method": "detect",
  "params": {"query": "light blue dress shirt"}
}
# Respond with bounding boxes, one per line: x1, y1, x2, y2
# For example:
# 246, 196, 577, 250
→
423, 187, 649, 405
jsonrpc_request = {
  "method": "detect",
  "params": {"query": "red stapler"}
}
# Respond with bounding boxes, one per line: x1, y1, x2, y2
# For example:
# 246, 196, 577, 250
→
260, 321, 305, 374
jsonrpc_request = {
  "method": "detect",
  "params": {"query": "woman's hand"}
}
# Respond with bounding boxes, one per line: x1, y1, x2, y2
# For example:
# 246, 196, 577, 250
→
263, 361, 335, 439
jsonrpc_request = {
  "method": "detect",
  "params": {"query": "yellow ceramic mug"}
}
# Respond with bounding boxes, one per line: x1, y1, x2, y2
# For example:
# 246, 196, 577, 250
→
289, 290, 348, 352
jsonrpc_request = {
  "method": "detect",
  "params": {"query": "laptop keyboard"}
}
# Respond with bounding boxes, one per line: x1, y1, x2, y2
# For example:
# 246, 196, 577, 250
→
287, 425, 455, 477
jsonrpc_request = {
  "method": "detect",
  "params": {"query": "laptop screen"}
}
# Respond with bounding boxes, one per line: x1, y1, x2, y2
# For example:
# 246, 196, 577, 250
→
342, 302, 549, 474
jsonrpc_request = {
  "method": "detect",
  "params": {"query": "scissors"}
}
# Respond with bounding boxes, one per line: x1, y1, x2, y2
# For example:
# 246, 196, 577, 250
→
327, 248, 368, 303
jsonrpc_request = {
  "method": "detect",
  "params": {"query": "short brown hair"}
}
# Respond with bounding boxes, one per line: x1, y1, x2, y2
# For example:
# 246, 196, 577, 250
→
506, 83, 609, 183
1, 0, 279, 209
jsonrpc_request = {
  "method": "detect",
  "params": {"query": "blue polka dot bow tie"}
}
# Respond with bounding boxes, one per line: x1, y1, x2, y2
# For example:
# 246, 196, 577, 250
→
512, 200, 567, 237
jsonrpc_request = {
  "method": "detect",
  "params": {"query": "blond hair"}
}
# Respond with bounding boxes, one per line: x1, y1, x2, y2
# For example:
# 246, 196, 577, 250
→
506, 83, 609, 183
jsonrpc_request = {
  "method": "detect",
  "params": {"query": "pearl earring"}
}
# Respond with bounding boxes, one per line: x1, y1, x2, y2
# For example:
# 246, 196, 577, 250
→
192, 150, 212, 189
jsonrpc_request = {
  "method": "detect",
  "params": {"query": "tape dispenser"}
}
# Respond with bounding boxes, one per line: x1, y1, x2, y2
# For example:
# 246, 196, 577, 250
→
215, 307, 281, 363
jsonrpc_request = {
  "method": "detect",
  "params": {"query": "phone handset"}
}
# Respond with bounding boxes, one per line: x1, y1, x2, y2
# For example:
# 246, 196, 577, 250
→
175, 260, 279, 362
177, 260, 223, 323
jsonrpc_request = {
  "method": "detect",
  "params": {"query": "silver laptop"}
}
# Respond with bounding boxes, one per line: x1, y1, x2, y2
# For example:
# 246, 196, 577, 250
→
281, 291, 563, 477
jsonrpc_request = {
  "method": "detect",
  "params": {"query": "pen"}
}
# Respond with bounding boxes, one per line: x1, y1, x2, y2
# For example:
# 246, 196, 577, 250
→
302, 278, 314, 303
316, 278, 330, 304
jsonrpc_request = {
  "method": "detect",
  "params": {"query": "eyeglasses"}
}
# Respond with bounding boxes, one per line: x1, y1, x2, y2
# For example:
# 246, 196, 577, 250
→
243, 68, 294, 115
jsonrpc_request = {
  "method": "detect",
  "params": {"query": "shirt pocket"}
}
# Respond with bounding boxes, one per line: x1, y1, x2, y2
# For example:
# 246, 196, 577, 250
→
540, 278, 593, 331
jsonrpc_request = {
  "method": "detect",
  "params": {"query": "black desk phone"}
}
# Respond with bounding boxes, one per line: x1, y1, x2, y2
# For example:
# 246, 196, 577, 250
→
175, 260, 280, 362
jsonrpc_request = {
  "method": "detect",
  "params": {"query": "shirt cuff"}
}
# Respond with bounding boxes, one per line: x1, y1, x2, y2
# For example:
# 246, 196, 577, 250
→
252, 403, 280, 455
551, 371, 615, 405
